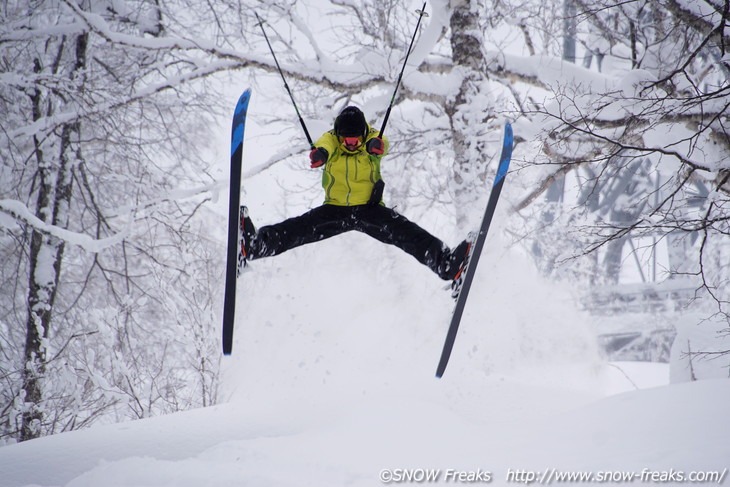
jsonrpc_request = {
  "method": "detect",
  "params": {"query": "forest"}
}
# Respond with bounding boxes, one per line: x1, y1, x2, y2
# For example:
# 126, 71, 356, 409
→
1, 0, 728, 444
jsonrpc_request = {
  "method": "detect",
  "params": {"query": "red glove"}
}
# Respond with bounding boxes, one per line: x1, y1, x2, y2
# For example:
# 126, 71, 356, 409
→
309, 147, 329, 168
366, 137, 384, 155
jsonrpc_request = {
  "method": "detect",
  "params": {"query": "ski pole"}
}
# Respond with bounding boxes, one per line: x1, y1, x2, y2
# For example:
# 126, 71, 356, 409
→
255, 12, 315, 149
378, 2, 429, 138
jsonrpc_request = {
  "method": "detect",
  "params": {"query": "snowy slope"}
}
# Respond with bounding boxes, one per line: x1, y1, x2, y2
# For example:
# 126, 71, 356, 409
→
2, 236, 728, 487
2, 374, 728, 487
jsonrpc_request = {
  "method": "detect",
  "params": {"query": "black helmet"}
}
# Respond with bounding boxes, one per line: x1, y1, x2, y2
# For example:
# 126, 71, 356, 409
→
334, 106, 367, 138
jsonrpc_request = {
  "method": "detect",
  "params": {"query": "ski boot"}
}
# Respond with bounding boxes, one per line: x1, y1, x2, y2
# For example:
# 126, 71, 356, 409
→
449, 232, 476, 299
238, 205, 257, 273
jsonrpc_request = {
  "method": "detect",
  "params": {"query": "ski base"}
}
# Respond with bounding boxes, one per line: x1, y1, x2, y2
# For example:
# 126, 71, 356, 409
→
436, 123, 514, 378
222, 89, 251, 356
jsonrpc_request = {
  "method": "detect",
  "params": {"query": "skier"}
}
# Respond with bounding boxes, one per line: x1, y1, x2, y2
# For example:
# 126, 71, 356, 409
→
242, 106, 471, 281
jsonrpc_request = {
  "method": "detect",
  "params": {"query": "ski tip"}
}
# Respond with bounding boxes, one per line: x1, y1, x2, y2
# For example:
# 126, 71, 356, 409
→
504, 122, 513, 142
233, 89, 251, 121
238, 88, 252, 105
231, 90, 252, 154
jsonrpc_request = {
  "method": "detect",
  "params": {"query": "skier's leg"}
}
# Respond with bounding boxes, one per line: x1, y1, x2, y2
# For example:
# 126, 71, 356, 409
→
249, 205, 352, 258
354, 205, 467, 280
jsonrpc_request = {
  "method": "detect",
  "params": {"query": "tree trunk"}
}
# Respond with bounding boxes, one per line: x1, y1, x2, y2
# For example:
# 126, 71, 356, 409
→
21, 32, 87, 442
446, 0, 495, 228
563, 0, 577, 64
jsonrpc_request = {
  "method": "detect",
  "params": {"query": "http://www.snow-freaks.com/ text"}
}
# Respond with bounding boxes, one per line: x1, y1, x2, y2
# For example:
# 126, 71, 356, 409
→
378, 467, 728, 484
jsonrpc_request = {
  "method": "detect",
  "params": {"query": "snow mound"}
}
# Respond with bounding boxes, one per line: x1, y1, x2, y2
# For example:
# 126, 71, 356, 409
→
1, 377, 728, 487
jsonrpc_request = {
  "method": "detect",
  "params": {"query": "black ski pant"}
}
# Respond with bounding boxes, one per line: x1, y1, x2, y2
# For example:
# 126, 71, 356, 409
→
250, 204, 453, 279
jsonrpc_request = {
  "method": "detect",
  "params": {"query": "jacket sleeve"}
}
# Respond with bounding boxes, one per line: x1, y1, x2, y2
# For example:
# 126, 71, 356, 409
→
314, 130, 339, 158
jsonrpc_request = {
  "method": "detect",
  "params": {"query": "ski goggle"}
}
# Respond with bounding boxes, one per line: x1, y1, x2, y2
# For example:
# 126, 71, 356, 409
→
341, 136, 362, 147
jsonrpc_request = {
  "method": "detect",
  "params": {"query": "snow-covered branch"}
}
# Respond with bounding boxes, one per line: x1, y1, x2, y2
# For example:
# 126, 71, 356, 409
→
0, 200, 128, 253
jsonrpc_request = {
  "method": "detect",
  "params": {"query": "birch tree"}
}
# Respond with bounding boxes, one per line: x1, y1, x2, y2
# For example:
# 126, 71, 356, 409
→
1, 0, 231, 442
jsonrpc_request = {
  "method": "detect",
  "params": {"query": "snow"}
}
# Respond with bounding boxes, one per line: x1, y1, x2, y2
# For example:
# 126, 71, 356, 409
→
2, 368, 728, 486
671, 313, 730, 382
2, 229, 729, 486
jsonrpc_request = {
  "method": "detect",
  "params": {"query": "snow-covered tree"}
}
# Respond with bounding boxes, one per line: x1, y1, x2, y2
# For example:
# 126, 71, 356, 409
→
504, 0, 728, 314
0, 0, 228, 442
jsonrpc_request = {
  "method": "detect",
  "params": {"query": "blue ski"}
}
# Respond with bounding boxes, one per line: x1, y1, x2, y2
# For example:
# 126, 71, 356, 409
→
436, 123, 514, 378
222, 89, 251, 355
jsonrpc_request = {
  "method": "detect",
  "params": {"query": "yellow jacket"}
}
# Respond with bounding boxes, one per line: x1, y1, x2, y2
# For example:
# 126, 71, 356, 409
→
315, 124, 390, 206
